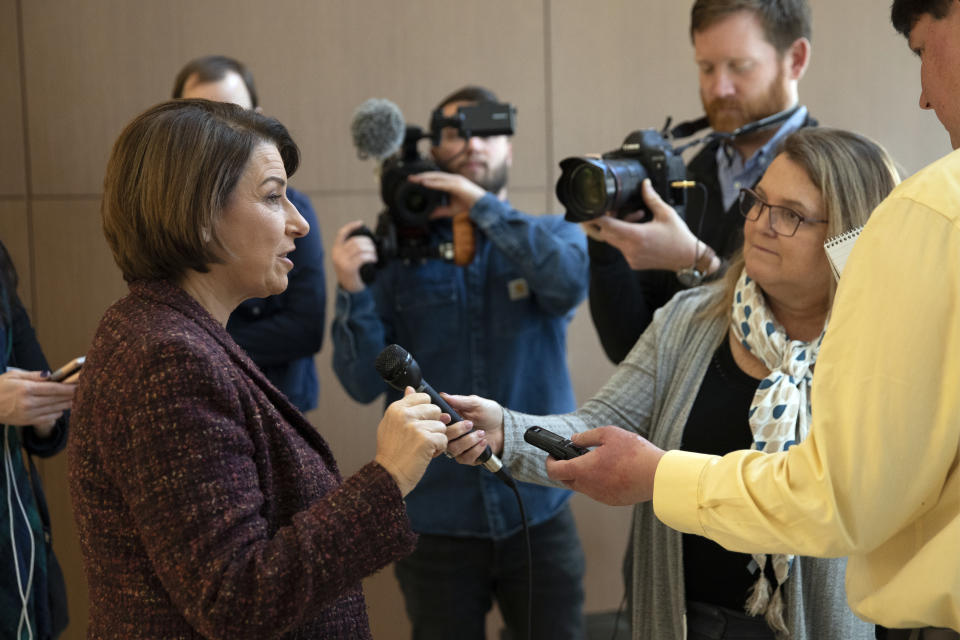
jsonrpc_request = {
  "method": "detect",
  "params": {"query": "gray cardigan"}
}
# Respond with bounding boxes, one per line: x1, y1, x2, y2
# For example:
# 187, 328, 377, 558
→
502, 285, 873, 639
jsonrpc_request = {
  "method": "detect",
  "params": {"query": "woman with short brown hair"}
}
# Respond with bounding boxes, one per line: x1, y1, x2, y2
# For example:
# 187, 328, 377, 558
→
71, 99, 449, 639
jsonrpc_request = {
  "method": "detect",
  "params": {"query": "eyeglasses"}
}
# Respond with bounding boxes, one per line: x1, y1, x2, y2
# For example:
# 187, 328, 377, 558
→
738, 188, 828, 237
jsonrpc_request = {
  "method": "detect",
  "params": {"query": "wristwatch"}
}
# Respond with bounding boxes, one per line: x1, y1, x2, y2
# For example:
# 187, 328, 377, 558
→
676, 264, 705, 288
676, 240, 717, 288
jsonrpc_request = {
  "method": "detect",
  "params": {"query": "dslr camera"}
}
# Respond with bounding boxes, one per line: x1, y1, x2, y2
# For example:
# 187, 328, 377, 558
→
555, 128, 687, 223
353, 100, 516, 283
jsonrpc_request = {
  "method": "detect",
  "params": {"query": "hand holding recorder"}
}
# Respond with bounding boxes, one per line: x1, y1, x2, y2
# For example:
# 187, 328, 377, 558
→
523, 426, 589, 460
545, 425, 665, 506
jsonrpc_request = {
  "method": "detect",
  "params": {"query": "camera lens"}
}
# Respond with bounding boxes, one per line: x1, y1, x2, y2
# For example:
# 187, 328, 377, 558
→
556, 157, 615, 222
391, 180, 449, 227
569, 164, 608, 217
401, 185, 429, 215
555, 129, 687, 224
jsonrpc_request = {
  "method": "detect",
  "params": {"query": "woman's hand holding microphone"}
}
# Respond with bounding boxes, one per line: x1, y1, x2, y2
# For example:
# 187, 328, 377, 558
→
374, 388, 452, 496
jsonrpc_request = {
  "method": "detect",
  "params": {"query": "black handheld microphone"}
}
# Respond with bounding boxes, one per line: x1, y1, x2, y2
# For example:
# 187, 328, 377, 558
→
375, 344, 506, 476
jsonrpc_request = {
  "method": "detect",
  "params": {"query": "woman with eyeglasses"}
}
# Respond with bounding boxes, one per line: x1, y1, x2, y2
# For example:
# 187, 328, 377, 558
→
442, 127, 900, 640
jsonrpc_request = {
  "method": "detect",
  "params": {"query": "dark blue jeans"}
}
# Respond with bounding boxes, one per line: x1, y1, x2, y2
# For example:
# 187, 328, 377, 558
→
394, 505, 586, 640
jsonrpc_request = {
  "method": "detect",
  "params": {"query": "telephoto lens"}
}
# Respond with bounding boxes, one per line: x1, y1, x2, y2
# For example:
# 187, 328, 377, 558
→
556, 156, 649, 222
555, 128, 687, 223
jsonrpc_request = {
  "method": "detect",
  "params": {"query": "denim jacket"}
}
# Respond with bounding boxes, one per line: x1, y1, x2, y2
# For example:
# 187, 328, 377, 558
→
332, 194, 588, 539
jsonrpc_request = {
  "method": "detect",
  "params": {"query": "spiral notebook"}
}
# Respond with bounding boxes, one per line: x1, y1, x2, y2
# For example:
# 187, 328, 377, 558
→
824, 226, 863, 281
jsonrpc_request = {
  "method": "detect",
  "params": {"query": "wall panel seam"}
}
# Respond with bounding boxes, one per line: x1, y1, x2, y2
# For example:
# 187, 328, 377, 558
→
14, 0, 37, 325
543, 0, 555, 214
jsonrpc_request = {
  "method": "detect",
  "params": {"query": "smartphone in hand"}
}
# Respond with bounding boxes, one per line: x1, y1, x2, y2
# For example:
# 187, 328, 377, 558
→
523, 426, 589, 460
49, 356, 85, 382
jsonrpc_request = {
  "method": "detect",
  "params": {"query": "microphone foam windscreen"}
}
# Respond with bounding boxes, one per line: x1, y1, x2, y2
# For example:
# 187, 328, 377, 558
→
351, 98, 406, 160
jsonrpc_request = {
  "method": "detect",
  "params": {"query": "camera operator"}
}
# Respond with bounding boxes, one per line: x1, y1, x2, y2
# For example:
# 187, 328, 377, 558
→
331, 86, 588, 639
588, 0, 815, 364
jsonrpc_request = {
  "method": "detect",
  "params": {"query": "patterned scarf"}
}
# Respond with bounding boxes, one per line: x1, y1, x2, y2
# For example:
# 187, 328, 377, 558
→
730, 269, 826, 637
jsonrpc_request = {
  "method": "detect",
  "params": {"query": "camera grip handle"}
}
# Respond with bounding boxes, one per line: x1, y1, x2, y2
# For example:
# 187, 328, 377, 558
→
346, 225, 379, 284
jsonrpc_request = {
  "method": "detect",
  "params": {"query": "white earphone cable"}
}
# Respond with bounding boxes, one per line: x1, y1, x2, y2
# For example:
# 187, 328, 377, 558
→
5, 425, 35, 640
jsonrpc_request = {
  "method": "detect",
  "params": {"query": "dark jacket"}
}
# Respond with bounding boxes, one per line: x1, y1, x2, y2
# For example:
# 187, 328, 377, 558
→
69, 279, 416, 640
0, 285, 69, 640
588, 113, 818, 363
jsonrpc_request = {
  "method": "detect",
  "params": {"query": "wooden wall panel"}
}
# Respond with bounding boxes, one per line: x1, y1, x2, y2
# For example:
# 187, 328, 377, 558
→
254, 0, 549, 194
362, 569, 411, 640
0, 0, 27, 196
21, 2, 174, 196
570, 494, 633, 611
21, 0, 547, 196
0, 201, 33, 313
30, 199, 125, 365
549, 1, 697, 199
803, 0, 950, 174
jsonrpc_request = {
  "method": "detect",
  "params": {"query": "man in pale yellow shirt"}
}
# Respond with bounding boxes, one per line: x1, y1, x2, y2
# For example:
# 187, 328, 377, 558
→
541, 1, 960, 637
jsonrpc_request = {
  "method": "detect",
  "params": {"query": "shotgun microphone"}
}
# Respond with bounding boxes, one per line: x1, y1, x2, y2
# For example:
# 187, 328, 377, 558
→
351, 98, 406, 161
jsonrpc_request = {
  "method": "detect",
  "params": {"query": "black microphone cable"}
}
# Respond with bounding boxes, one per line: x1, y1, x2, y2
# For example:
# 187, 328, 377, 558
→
375, 344, 533, 640
492, 470, 531, 640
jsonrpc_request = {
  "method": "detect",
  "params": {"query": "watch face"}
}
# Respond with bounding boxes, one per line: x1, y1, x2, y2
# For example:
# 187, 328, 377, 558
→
676, 268, 703, 288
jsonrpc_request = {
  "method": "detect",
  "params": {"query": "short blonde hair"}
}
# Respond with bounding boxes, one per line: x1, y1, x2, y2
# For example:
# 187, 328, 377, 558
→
702, 127, 901, 322
102, 99, 299, 282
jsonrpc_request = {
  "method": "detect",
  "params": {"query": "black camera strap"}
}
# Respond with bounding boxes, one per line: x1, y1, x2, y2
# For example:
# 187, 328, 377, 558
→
668, 105, 802, 154
666, 115, 710, 140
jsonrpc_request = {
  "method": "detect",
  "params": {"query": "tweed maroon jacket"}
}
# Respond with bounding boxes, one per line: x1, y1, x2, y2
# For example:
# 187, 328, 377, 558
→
68, 279, 417, 639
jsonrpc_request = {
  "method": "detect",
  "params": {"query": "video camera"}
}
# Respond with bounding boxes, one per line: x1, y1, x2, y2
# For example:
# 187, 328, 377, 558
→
350, 98, 516, 283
